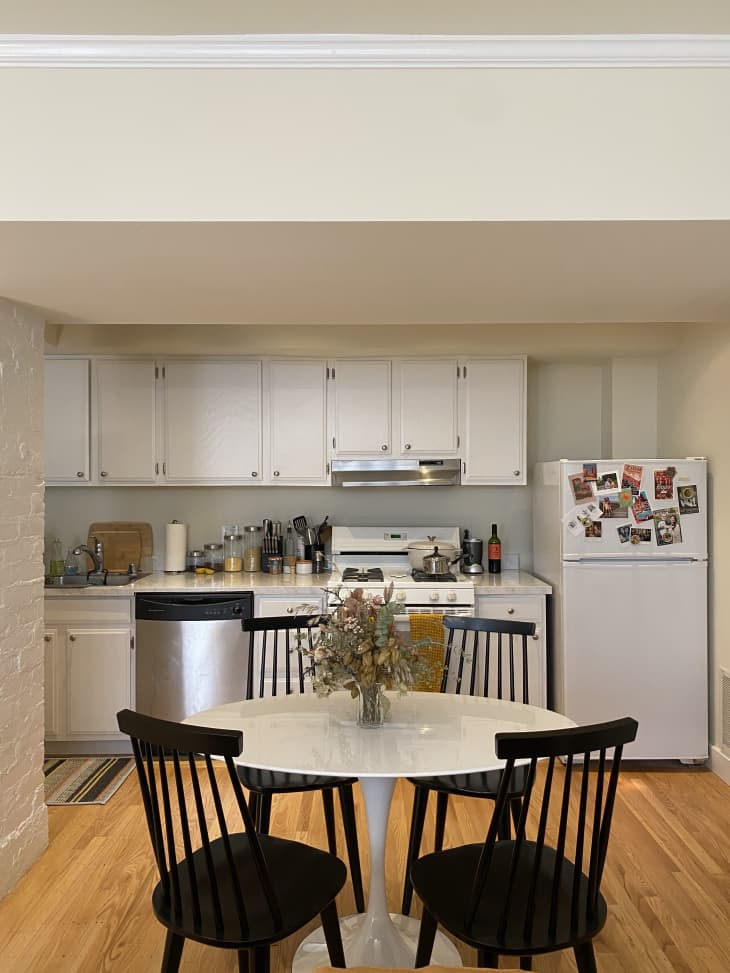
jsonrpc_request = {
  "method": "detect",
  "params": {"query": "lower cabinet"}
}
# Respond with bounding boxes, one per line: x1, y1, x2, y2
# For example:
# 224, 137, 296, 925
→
253, 593, 325, 696
44, 596, 133, 745
476, 593, 547, 708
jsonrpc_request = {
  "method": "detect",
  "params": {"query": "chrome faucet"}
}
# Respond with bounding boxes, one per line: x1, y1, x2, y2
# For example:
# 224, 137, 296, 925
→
73, 537, 106, 578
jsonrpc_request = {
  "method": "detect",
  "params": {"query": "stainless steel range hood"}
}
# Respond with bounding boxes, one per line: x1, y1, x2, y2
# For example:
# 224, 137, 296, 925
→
331, 459, 461, 488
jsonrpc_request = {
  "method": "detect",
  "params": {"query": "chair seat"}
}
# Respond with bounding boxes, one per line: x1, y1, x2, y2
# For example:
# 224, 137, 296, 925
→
410, 841, 608, 956
406, 763, 530, 798
153, 832, 347, 949
237, 765, 357, 794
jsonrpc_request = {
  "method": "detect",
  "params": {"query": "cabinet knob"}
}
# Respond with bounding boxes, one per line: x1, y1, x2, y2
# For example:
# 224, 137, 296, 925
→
404, 443, 411, 450
286, 607, 293, 614
532, 634, 539, 640
273, 470, 280, 477
100, 470, 108, 477
44, 634, 52, 642
251, 471, 258, 478
76, 471, 84, 478
381, 444, 388, 451
513, 470, 521, 477
69, 634, 76, 641
507, 608, 515, 615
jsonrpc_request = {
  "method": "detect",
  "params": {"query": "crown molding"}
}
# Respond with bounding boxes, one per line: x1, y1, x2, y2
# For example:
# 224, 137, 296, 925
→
1, 33, 730, 69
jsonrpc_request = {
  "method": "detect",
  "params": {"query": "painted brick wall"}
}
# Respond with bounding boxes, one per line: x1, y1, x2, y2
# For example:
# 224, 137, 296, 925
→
0, 299, 47, 899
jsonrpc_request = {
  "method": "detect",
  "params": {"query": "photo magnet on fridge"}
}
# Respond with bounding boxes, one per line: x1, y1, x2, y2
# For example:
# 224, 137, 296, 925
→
569, 473, 594, 503
630, 527, 653, 544
678, 484, 699, 514
653, 507, 683, 546
599, 494, 629, 519
582, 463, 598, 482
595, 471, 620, 492
631, 491, 653, 523
654, 468, 675, 500
617, 524, 631, 544
618, 488, 633, 507
584, 520, 602, 538
621, 463, 643, 495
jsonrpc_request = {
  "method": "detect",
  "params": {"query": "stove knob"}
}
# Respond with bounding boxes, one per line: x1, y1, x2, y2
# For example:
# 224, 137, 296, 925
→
429, 591, 440, 602
396, 591, 407, 602
447, 591, 458, 602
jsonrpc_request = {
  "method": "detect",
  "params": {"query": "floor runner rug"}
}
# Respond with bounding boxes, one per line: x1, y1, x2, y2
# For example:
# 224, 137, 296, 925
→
43, 756, 135, 805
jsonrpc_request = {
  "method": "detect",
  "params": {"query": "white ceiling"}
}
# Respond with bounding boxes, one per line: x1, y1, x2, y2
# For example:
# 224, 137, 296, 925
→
1, 220, 729, 327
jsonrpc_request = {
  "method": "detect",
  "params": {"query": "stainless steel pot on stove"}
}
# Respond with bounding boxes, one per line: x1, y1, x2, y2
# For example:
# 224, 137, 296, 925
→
421, 545, 462, 575
407, 537, 460, 571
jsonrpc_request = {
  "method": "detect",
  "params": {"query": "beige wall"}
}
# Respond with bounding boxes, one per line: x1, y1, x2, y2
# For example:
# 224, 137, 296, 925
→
658, 325, 730, 777
3, 67, 729, 222
0, 300, 48, 898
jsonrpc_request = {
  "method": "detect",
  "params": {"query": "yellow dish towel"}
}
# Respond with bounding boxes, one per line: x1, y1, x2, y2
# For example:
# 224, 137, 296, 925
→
409, 613, 445, 692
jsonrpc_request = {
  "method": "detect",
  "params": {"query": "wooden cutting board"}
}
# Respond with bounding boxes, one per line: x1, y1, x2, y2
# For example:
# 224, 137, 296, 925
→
86, 522, 153, 572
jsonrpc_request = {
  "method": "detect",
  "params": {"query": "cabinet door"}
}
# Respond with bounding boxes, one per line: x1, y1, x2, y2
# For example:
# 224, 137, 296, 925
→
460, 358, 526, 485
163, 360, 262, 482
476, 594, 546, 707
44, 358, 90, 483
253, 595, 324, 696
267, 360, 328, 484
330, 360, 391, 456
44, 628, 63, 739
397, 359, 458, 456
66, 627, 131, 738
95, 360, 158, 484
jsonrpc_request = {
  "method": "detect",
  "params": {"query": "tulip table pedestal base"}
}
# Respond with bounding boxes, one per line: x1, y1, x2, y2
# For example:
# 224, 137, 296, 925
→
292, 776, 462, 971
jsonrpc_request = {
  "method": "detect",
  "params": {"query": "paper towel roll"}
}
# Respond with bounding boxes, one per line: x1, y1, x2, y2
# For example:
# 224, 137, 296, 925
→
165, 521, 187, 573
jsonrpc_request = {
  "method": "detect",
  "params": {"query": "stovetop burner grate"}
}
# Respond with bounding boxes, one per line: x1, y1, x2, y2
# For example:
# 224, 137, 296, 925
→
342, 567, 385, 583
411, 569, 458, 583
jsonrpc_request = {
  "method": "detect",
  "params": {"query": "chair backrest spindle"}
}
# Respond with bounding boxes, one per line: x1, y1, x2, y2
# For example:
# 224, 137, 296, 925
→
442, 616, 536, 703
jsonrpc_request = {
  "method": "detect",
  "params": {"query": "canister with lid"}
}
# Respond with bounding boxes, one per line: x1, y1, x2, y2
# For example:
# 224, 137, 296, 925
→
203, 542, 224, 572
187, 549, 206, 572
242, 525, 262, 572
223, 533, 243, 572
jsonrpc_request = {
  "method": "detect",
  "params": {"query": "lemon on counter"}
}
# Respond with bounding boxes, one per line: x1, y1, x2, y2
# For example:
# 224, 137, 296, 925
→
195, 567, 215, 575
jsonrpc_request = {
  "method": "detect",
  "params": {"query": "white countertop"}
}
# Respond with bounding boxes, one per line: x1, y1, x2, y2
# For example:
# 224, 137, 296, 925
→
44, 568, 550, 598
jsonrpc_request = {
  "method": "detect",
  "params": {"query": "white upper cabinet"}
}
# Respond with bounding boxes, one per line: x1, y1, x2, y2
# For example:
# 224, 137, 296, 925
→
397, 359, 459, 457
330, 359, 392, 456
44, 357, 90, 483
162, 359, 262, 483
94, 359, 158, 484
266, 360, 328, 484
459, 357, 527, 485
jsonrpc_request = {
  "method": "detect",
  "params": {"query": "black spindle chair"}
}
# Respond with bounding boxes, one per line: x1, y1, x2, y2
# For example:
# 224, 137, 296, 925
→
237, 614, 365, 913
117, 708, 347, 973
411, 717, 638, 973
402, 615, 537, 915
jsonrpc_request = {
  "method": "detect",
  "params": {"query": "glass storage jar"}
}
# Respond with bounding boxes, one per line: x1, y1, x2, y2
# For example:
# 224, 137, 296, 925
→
242, 525, 262, 572
203, 542, 224, 572
187, 549, 206, 572
224, 533, 243, 572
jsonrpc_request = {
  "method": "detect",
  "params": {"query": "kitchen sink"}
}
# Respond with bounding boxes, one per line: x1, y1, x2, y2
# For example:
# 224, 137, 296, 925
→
44, 572, 151, 589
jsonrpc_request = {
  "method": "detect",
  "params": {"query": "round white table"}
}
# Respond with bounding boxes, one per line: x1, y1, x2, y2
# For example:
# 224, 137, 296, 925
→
186, 690, 575, 970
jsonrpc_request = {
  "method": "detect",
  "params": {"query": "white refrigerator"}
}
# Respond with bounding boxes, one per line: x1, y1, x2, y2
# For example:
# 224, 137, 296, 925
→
533, 458, 708, 761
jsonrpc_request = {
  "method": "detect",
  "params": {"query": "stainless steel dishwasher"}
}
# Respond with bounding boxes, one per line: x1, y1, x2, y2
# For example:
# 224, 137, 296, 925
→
135, 592, 254, 722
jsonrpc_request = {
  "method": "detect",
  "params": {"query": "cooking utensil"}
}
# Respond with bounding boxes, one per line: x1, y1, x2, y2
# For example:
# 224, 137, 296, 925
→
421, 545, 462, 575
407, 536, 459, 571
293, 515, 308, 532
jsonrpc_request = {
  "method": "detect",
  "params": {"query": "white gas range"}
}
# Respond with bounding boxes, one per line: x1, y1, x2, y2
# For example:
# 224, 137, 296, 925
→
330, 525, 475, 615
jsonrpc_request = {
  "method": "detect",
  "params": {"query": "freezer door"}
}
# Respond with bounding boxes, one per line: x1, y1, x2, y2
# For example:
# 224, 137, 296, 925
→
560, 459, 707, 560
560, 560, 708, 760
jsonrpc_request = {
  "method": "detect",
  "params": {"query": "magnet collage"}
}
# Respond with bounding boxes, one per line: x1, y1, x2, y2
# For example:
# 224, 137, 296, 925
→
565, 463, 699, 545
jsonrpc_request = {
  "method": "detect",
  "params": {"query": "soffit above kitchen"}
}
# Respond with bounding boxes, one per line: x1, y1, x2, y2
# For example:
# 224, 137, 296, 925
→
1, 220, 729, 327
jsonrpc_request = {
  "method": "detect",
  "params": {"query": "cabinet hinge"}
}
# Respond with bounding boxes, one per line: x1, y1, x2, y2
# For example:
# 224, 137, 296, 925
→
332, 437, 336, 449
155, 366, 159, 379
457, 435, 460, 448
326, 462, 330, 475
163, 461, 166, 475
162, 365, 166, 379
463, 365, 467, 378
326, 366, 330, 380
155, 462, 159, 475
130, 635, 135, 650
332, 367, 336, 379
462, 461, 466, 474
457, 365, 460, 378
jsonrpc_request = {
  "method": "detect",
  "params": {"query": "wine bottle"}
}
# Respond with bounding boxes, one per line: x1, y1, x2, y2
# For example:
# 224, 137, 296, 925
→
487, 523, 501, 574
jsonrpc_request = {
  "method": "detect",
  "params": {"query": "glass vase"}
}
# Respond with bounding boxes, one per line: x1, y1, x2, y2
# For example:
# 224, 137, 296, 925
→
357, 683, 385, 729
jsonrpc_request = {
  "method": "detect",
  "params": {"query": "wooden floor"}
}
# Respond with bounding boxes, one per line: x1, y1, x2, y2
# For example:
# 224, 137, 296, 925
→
0, 765, 728, 972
